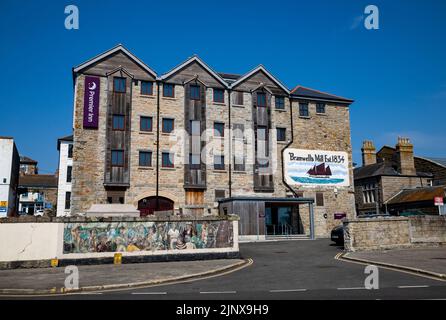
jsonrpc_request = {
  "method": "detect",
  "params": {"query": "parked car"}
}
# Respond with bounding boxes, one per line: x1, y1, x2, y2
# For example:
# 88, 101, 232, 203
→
34, 209, 44, 217
330, 225, 344, 245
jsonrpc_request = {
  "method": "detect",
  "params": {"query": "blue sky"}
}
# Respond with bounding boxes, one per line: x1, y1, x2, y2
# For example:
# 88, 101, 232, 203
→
1, 0, 445, 173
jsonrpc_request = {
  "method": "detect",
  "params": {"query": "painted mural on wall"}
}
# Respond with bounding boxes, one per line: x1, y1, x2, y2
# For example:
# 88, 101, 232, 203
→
63, 220, 233, 254
284, 148, 350, 187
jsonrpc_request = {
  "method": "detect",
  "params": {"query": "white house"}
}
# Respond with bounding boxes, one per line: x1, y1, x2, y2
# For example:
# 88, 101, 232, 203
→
0, 137, 20, 217
56, 135, 73, 217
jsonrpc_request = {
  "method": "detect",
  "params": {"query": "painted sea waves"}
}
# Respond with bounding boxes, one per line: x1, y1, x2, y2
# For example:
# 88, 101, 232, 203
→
287, 161, 348, 186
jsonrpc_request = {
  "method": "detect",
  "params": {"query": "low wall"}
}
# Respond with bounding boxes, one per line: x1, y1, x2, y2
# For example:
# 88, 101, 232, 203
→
343, 216, 446, 252
0, 215, 239, 269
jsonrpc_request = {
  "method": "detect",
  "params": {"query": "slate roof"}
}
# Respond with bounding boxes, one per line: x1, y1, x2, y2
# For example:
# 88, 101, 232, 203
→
290, 85, 353, 103
419, 157, 446, 168
385, 186, 445, 204
19, 174, 58, 188
354, 161, 433, 180
57, 134, 73, 150
19, 156, 37, 164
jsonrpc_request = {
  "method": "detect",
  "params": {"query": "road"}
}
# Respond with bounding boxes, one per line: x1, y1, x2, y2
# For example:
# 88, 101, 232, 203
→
19, 240, 446, 300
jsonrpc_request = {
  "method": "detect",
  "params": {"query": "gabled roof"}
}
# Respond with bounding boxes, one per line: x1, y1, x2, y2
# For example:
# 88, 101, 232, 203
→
354, 161, 433, 180
19, 174, 58, 189
290, 85, 353, 103
385, 186, 445, 205
159, 55, 228, 87
73, 44, 157, 78
416, 157, 446, 169
230, 65, 290, 93
19, 156, 37, 164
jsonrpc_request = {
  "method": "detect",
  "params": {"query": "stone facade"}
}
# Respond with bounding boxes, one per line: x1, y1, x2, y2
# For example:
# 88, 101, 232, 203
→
70, 45, 355, 237
344, 216, 446, 251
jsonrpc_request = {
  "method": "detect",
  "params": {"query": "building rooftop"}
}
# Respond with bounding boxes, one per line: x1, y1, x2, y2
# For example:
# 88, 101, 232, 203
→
57, 134, 73, 150
385, 186, 445, 205
18, 174, 58, 188
354, 161, 433, 180
290, 85, 354, 103
19, 156, 37, 165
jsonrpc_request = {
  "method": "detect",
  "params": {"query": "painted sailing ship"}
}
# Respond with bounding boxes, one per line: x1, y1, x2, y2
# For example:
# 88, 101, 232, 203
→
307, 163, 332, 178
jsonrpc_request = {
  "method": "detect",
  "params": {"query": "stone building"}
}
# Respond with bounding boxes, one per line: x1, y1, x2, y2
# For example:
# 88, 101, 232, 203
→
354, 137, 445, 215
70, 44, 355, 238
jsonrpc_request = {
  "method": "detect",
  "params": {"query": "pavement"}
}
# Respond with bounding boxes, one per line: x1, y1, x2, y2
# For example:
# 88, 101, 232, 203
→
2, 240, 446, 299
0, 258, 247, 295
342, 246, 446, 279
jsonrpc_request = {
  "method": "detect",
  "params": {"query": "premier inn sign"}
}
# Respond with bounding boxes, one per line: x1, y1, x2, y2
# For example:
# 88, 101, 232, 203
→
83, 76, 100, 128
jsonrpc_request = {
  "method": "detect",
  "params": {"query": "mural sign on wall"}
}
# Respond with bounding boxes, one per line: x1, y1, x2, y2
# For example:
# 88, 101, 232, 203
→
83, 76, 100, 129
63, 221, 234, 254
284, 148, 350, 187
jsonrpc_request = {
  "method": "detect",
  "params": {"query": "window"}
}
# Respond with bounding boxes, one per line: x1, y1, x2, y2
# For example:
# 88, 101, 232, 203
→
257, 92, 267, 107
362, 183, 377, 204
299, 103, 309, 117
162, 118, 174, 133
316, 192, 324, 207
276, 128, 286, 142
233, 155, 245, 172
112, 115, 125, 130
139, 151, 152, 167
141, 81, 153, 95
140, 116, 152, 132
189, 153, 201, 169
275, 96, 285, 109
114, 77, 126, 93
162, 152, 174, 168
257, 126, 268, 166
111, 150, 124, 167
316, 103, 326, 114
190, 85, 200, 100
163, 83, 174, 97
214, 155, 225, 170
214, 89, 224, 103
232, 91, 244, 105
66, 166, 72, 183
68, 144, 73, 158
233, 123, 244, 140
65, 192, 71, 210
215, 190, 226, 201
214, 122, 224, 137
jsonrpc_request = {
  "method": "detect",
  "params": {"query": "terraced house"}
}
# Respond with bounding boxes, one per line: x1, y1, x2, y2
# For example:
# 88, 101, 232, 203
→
70, 44, 355, 238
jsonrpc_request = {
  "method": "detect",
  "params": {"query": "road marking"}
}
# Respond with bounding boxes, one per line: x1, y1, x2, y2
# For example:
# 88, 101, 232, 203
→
337, 287, 367, 290
269, 289, 307, 293
131, 292, 167, 295
398, 285, 430, 289
200, 291, 236, 294
78, 292, 103, 295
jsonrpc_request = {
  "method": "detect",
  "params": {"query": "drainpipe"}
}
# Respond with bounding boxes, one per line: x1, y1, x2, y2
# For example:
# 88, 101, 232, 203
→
228, 88, 232, 198
156, 80, 160, 211
280, 98, 298, 197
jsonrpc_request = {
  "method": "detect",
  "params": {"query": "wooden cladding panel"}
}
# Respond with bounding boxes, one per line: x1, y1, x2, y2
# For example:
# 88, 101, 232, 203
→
184, 83, 207, 188
232, 70, 286, 96
104, 73, 132, 185
80, 51, 155, 81
164, 61, 225, 88
185, 190, 205, 205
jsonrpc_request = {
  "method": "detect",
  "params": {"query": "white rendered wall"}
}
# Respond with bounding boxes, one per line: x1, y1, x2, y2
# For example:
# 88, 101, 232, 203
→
0, 139, 13, 218
56, 141, 73, 217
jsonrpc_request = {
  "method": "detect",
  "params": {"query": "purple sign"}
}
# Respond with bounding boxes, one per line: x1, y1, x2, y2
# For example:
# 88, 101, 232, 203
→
83, 76, 100, 128
334, 213, 347, 220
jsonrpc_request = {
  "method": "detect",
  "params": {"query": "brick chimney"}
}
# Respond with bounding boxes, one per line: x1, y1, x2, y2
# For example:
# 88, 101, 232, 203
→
396, 137, 415, 175
361, 140, 376, 166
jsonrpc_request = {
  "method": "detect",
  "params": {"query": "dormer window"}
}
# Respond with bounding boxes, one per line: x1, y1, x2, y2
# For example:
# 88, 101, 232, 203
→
257, 92, 267, 107
190, 85, 200, 100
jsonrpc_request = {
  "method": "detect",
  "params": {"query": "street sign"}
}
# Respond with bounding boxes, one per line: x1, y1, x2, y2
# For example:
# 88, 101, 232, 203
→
434, 197, 444, 206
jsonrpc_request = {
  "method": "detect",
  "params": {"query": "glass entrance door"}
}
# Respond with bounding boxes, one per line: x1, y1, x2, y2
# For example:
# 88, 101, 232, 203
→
265, 205, 292, 235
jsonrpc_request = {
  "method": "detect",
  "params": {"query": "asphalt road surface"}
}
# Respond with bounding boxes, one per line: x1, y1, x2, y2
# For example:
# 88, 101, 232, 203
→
18, 240, 446, 300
